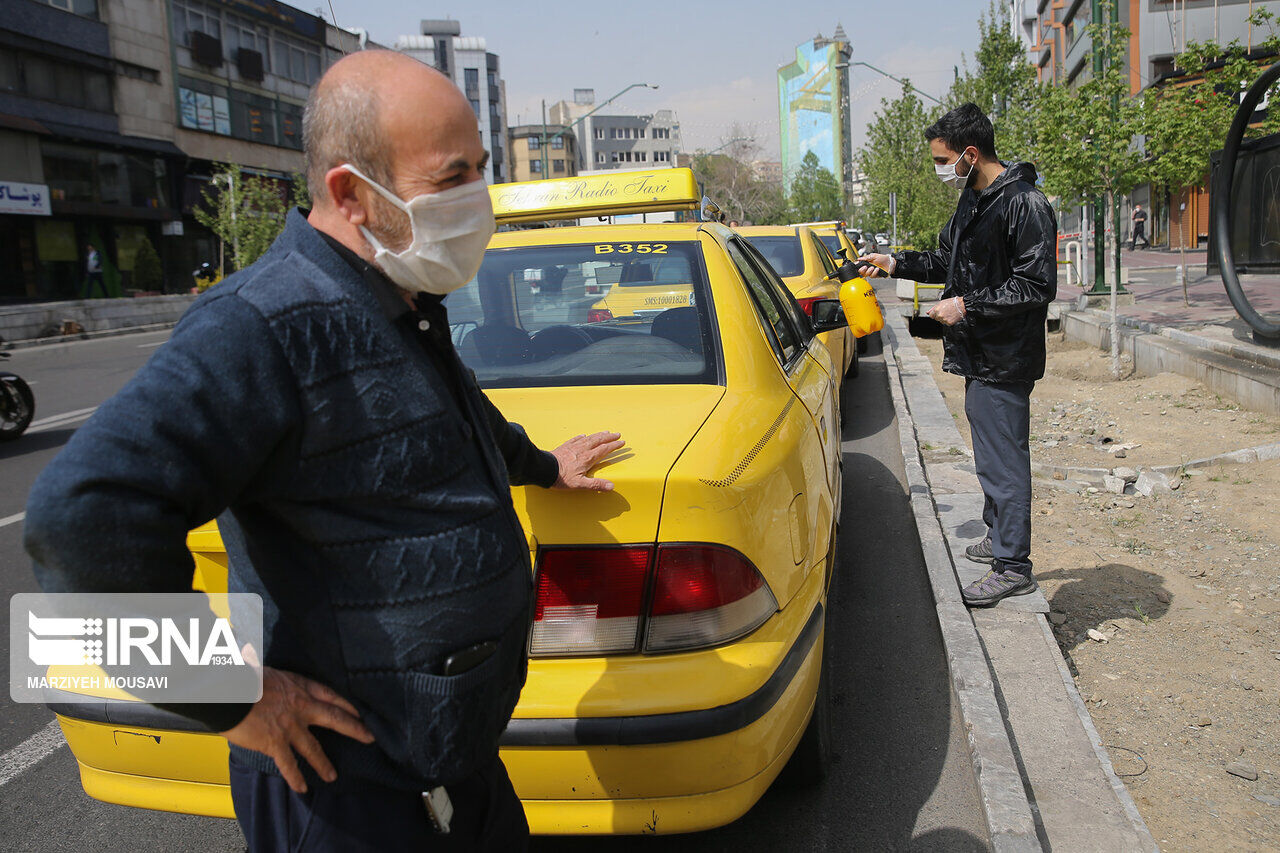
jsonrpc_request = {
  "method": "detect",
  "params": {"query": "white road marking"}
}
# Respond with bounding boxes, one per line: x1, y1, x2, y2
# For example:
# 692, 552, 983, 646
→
26, 406, 98, 434
0, 719, 66, 788
0, 512, 25, 529
136, 341, 166, 349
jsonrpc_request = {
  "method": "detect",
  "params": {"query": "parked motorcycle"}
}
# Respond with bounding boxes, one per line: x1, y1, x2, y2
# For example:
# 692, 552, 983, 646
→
0, 350, 35, 440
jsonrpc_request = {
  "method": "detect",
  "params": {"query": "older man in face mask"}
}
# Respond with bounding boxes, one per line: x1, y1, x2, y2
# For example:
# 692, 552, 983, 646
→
25, 50, 622, 851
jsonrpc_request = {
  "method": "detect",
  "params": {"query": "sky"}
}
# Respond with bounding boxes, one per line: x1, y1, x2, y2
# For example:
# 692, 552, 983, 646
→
320, 0, 988, 163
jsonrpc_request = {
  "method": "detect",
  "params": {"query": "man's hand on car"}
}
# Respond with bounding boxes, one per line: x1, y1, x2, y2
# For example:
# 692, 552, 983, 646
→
552, 431, 626, 491
222, 667, 375, 793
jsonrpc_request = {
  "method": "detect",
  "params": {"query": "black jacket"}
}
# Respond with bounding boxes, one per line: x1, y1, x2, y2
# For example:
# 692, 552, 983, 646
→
894, 162, 1057, 382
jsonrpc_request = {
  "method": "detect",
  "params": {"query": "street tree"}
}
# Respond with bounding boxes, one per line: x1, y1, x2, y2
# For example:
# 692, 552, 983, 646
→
787, 151, 843, 224
1032, 2, 1145, 377
857, 83, 954, 249
193, 164, 293, 273
691, 134, 787, 224
948, 1, 1043, 164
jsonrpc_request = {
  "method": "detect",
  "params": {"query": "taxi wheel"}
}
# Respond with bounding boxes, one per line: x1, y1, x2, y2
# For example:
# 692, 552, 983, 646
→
779, 654, 831, 788
845, 342, 859, 379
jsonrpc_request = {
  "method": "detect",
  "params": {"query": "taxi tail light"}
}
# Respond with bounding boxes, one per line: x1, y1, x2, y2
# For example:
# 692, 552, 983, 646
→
587, 307, 613, 323
795, 296, 822, 317
531, 546, 651, 655
644, 545, 777, 653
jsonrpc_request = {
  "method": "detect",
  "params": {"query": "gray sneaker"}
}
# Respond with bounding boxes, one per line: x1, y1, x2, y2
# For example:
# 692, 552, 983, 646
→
965, 536, 995, 564
962, 569, 1037, 607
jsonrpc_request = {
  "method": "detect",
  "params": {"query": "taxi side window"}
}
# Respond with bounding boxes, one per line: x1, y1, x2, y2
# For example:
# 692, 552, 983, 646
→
725, 238, 804, 365
811, 233, 838, 278
739, 238, 814, 346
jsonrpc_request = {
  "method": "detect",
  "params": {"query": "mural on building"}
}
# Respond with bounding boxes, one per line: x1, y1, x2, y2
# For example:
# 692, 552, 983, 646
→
778, 38, 843, 191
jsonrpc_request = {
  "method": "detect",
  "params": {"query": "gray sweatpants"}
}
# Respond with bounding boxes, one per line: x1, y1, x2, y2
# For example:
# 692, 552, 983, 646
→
964, 378, 1035, 576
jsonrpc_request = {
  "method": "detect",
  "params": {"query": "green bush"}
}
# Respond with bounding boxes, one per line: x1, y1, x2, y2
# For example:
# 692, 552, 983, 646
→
133, 237, 164, 292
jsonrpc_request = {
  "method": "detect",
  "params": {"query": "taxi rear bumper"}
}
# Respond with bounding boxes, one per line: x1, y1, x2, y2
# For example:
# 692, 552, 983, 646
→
49, 602, 824, 833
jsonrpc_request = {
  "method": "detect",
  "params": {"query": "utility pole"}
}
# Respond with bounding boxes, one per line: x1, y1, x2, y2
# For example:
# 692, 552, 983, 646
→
540, 100, 548, 180
1088, 0, 1107, 293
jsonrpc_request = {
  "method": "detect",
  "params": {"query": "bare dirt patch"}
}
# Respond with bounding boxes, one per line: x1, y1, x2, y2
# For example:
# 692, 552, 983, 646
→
916, 332, 1280, 851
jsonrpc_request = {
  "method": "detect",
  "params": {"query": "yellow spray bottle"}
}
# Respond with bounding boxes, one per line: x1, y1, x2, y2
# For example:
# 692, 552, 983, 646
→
831, 249, 884, 338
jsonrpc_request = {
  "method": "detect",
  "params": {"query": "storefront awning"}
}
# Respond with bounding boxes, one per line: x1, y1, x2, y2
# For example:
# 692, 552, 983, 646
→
39, 121, 187, 158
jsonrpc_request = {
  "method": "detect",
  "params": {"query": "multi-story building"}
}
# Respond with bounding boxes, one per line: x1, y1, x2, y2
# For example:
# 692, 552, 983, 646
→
0, 0, 365, 301
547, 90, 683, 172
507, 124, 577, 182
1016, 0, 1279, 247
1, 0, 187, 300
777, 28, 852, 200
394, 20, 508, 184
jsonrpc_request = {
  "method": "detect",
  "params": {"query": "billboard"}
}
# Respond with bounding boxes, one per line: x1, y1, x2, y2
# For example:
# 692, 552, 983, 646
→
778, 38, 845, 193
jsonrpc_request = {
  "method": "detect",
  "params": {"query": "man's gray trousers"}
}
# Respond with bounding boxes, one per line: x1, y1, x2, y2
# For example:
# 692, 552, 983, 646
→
964, 377, 1035, 577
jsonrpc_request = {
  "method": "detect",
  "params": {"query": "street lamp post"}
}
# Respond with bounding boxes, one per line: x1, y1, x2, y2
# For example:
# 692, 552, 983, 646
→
847, 61, 942, 104
539, 83, 658, 178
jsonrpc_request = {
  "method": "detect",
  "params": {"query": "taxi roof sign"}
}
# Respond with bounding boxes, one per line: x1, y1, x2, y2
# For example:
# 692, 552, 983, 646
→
490, 168, 700, 224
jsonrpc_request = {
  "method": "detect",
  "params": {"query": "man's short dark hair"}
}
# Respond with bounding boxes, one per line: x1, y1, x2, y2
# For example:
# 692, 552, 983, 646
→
925, 103, 998, 160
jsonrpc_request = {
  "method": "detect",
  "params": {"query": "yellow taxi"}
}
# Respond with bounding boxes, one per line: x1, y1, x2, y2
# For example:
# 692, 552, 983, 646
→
793, 219, 860, 266
736, 224, 857, 379
48, 169, 847, 835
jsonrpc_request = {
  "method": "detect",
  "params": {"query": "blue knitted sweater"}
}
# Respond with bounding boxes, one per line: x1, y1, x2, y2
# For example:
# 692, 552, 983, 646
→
25, 210, 546, 789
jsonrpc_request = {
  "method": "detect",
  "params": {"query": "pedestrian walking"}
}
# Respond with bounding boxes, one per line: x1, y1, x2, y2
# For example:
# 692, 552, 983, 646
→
83, 244, 109, 298
25, 50, 625, 851
1130, 203, 1149, 250
854, 102, 1057, 607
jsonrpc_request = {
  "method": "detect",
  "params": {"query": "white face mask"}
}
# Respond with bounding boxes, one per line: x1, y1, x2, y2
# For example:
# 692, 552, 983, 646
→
935, 148, 974, 190
341, 163, 495, 296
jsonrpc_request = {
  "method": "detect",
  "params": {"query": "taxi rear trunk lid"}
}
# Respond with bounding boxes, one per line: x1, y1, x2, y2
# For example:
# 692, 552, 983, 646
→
490, 384, 724, 547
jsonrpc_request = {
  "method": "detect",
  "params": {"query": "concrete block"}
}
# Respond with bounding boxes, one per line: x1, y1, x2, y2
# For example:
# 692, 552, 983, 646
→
1104, 475, 1126, 494
1134, 470, 1171, 497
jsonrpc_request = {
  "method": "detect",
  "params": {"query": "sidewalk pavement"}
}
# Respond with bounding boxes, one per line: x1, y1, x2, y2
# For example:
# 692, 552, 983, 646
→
881, 313, 1159, 852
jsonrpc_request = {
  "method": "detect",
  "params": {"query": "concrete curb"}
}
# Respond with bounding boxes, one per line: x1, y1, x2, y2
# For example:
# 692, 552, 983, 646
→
1072, 303, 1280, 373
880, 319, 1043, 852
1, 322, 178, 351
0, 294, 196, 346
1031, 440, 1280, 485
1057, 307, 1280, 415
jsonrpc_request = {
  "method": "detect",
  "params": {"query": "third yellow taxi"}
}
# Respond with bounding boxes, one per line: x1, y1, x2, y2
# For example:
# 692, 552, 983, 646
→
735, 223, 858, 379
49, 168, 852, 836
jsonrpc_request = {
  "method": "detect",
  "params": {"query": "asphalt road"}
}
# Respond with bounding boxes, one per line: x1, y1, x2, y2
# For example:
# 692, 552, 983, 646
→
0, 331, 987, 851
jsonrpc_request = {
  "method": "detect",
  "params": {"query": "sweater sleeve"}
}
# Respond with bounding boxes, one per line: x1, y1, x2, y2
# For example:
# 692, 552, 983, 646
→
960, 191, 1058, 318
477, 388, 559, 488
24, 291, 300, 731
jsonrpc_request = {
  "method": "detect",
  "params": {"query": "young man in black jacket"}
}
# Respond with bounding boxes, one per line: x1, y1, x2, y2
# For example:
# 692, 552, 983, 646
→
859, 103, 1057, 606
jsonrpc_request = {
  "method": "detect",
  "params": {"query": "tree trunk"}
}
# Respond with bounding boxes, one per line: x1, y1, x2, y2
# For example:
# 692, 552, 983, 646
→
1181, 244, 1189, 306
1108, 191, 1121, 379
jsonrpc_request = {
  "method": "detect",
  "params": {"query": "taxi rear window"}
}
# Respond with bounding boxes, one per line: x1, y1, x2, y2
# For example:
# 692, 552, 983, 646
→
817, 234, 842, 257
445, 242, 718, 388
742, 236, 802, 277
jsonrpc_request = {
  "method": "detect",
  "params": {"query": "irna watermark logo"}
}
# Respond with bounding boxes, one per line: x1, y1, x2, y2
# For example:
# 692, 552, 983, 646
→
11, 593, 262, 704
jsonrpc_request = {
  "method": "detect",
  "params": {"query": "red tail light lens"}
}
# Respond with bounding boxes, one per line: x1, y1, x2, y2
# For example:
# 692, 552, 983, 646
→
530, 544, 777, 656
795, 296, 821, 317
587, 308, 614, 323
531, 546, 651, 655
645, 545, 777, 652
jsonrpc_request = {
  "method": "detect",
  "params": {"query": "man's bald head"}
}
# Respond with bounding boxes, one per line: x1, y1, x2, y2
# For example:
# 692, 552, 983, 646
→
302, 50, 474, 208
